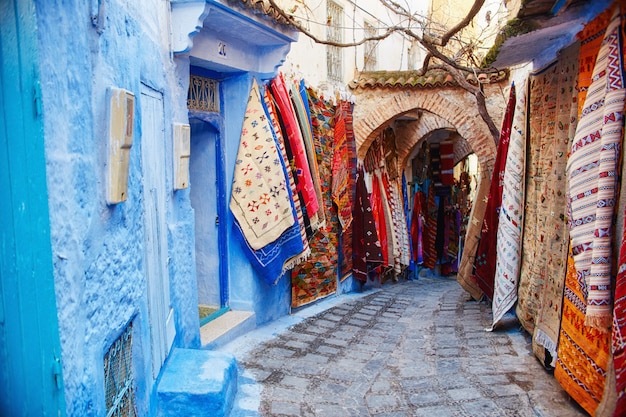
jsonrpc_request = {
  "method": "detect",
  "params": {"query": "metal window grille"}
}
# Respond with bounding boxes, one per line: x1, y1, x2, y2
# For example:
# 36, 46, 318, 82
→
364, 22, 377, 71
104, 322, 137, 417
188, 75, 220, 112
326, 1, 343, 81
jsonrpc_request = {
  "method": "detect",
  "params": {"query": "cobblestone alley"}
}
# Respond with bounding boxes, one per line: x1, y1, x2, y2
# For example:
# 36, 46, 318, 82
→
221, 276, 588, 417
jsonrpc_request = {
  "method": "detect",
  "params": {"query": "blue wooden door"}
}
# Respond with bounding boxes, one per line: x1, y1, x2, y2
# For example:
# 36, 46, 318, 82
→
0, 0, 66, 415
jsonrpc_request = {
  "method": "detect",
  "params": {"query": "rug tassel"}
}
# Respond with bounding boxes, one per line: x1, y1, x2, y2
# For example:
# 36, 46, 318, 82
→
584, 314, 612, 333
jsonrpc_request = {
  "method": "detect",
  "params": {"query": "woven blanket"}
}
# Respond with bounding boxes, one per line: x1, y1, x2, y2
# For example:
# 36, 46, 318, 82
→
290, 81, 324, 230
472, 85, 516, 301
491, 83, 525, 330
576, 6, 613, 117
291, 88, 338, 308
379, 171, 398, 272
411, 190, 425, 265
457, 168, 490, 300
333, 101, 357, 280
270, 74, 319, 219
555, 249, 610, 415
530, 43, 580, 368
230, 79, 296, 250
230, 80, 307, 285
353, 167, 384, 281
613, 202, 626, 415
566, 8, 624, 330
423, 182, 438, 270
263, 85, 310, 258
440, 141, 455, 186
382, 172, 403, 274
516, 62, 559, 334
332, 101, 356, 230
371, 171, 389, 267
392, 177, 411, 268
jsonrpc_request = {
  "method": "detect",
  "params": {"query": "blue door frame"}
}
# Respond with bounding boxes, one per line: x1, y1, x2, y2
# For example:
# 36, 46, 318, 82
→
0, 0, 66, 415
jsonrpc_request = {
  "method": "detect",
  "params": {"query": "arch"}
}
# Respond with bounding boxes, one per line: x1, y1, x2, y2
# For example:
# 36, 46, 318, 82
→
352, 87, 501, 169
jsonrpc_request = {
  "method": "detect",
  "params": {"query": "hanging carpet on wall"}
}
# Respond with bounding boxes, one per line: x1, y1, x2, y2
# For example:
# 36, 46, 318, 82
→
556, 7, 624, 414
229, 79, 307, 285
471, 84, 516, 301
457, 167, 490, 301
491, 81, 525, 330
291, 88, 339, 308
566, 6, 624, 332
516, 62, 559, 335
333, 101, 357, 280
352, 166, 384, 281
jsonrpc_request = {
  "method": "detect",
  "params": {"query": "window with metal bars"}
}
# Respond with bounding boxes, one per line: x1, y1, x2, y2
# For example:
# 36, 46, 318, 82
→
326, 1, 343, 81
187, 74, 220, 113
364, 22, 377, 71
104, 321, 137, 417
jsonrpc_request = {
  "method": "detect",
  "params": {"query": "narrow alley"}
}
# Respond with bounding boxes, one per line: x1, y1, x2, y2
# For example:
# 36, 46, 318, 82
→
222, 276, 586, 417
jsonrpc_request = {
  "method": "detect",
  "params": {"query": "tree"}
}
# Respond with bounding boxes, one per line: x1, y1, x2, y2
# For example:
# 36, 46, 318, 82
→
266, 0, 503, 143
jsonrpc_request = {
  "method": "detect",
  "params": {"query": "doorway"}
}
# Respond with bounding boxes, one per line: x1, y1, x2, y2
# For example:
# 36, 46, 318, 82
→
189, 119, 228, 324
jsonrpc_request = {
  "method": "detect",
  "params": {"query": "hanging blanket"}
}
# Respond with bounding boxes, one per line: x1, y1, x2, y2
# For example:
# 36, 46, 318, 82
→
230, 79, 296, 250
613, 205, 626, 415
230, 80, 306, 285
566, 8, 624, 331
270, 74, 319, 220
423, 182, 438, 270
411, 190, 425, 265
352, 167, 384, 281
291, 88, 339, 307
457, 169, 490, 300
491, 82, 525, 330
263, 85, 310, 258
370, 170, 389, 267
290, 81, 325, 229
516, 62, 559, 333
555, 249, 611, 415
531, 43, 579, 368
332, 101, 356, 230
440, 141, 455, 186
472, 85, 516, 300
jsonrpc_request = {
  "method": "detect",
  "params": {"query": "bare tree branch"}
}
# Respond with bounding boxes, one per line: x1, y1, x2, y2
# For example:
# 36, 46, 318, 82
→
440, 0, 485, 46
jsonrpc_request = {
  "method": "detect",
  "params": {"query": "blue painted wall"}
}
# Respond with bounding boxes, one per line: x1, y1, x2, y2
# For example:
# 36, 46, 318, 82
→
35, 1, 199, 415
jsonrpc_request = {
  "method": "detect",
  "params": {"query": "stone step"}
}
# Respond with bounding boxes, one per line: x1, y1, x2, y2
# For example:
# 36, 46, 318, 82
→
157, 348, 237, 417
200, 310, 256, 350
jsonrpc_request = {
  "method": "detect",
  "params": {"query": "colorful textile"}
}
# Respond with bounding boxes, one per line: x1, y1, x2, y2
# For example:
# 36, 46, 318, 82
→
352, 167, 384, 281
332, 101, 356, 230
230, 80, 306, 285
440, 141, 455, 186
423, 182, 438, 270
491, 82, 525, 329
291, 88, 338, 307
457, 169, 490, 300
370, 171, 389, 267
576, 6, 613, 117
613, 204, 626, 415
516, 63, 559, 334
532, 43, 579, 368
378, 171, 397, 272
230, 79, 296, 250
290, 81, 325, 229
555, 250, 611, 415
411, 190, 425, 265
472, 85, 516, 300
566, 8, 624, 330
270, 74, 319, 219
263, 85, 310, 259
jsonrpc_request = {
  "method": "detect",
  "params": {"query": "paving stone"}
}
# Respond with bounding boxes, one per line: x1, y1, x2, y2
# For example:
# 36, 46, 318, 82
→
229, 278, 588, 417
447, 387, 483, 401
407, 391, 441, 406
270, 401, 301, 416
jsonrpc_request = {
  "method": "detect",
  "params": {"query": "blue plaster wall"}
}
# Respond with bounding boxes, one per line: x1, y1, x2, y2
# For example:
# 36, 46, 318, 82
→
35, 1, 199, 416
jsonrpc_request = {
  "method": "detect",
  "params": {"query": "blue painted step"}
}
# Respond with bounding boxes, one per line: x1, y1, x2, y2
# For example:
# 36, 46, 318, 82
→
157, 348, 237, 417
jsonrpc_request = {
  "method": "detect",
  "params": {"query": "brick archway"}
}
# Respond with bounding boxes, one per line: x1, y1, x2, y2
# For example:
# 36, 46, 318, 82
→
351, 84, 506, 171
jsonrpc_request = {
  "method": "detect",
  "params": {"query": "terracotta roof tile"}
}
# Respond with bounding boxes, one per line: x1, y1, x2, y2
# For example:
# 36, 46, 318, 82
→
229, 0, 294, 26
349, 69, 508, 90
